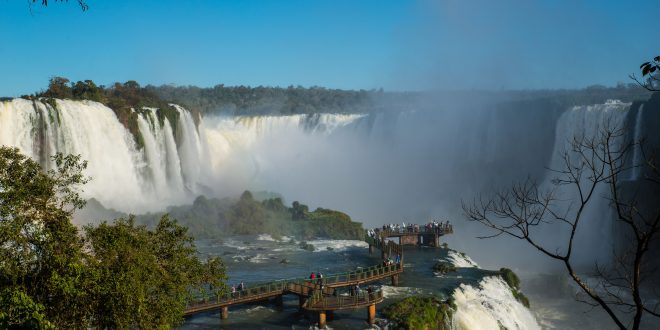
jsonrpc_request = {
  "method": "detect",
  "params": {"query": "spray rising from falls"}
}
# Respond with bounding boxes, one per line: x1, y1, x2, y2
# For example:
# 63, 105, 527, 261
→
0, 97, 647, 230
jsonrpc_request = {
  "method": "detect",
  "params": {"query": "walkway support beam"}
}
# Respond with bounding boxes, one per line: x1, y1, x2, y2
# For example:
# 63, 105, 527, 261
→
367, 304, 376, 325
221, 306, 228, 320
319, 310, 327, 329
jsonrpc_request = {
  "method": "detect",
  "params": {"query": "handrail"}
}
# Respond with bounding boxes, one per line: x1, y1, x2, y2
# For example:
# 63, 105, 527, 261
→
374, 224, 453, 237
186, 262, 403, 308
305, 289, 384, 310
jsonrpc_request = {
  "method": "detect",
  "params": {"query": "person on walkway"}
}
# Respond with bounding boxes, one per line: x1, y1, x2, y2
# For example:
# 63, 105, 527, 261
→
395, 254, 400, 264
231, 285, 236, 298
310, 272, 315, 280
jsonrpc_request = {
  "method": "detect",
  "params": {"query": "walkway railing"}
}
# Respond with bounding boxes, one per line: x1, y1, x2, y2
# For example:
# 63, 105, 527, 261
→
305, 289, 384, 310
186, 262, 402, 309
376, 224, 453, 237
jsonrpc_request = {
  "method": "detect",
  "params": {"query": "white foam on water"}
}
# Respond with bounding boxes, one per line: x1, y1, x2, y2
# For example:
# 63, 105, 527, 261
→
380, 285, 425, 298
256, 234, 276, 241
451, 276, 540, 330
307, 239, 368, 252
446, 250, 479, 268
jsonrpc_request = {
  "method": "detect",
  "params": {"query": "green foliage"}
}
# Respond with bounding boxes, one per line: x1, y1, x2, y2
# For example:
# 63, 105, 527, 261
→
137, 192, 365, 240
35, 78, 194, 149
432, 262, 456, 274
0, 288, 54, 330
0, 146, 92, 328
499, 268, 520, 290
150, 84, 376, 115
299, 241, 315, 251
0, 147, 228, 328
84, 215, 226, 328
382, 296, 453, 330
499, 268, 530, 308
71, 80, 103, 101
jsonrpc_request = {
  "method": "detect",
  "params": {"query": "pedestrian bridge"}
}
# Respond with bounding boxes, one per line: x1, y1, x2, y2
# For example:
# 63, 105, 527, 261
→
184, 222, 452, 328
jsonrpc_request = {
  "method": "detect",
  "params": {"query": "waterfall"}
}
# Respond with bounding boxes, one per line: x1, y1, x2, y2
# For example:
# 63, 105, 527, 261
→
0, 98, 365, 214
543, 100, 630, 266
0, 99, 201, 212
452, 276, 540, 330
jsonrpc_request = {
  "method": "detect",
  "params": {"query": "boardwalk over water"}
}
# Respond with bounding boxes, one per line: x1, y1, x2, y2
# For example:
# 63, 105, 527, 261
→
184, 222, 452, 328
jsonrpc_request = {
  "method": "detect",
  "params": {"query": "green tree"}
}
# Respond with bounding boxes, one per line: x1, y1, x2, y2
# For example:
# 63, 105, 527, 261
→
42, 76, 73, 99
85, 215, 226, 328
0, 146, 92, 328
0, 147, 228, 328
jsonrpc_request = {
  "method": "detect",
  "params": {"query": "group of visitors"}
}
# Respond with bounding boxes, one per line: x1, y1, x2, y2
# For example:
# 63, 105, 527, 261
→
230, 281, 246, 298
382, 253, 401, 267
426, 220, 451, 233
376, 220, 451, 234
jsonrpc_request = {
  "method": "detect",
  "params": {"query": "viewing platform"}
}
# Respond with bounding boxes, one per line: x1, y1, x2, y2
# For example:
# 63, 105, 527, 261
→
370, 223, 453, 248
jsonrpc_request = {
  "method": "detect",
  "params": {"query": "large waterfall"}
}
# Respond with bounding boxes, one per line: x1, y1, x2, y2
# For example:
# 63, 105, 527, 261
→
0, 98, 646, 225
0, 98, 364, 213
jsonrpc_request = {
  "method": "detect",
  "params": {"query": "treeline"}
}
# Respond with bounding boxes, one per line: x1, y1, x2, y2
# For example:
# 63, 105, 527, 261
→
149, 84, 380, 115
31, 77, 192, 149
138, 191, 365, 240
0, 147, 226, 328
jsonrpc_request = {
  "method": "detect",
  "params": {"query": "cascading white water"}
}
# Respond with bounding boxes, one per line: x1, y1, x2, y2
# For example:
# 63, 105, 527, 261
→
0, 98, 365, 213
0, 98, 200, 212
631, 104, 644, 180
452, 276, 540, 330
543, 100, 631, 266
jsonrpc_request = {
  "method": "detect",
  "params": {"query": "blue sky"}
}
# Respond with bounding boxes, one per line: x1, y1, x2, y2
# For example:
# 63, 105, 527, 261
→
0, 0, 658, 96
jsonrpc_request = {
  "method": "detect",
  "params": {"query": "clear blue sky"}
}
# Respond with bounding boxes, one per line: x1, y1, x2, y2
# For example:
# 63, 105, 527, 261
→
0, 0, 658, 96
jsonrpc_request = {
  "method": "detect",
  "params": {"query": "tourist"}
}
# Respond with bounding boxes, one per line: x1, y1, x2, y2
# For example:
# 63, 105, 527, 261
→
231, 285, 236, 298
310, 272, 315, 280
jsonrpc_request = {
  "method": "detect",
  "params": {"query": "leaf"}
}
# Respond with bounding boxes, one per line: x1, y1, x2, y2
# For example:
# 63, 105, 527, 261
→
641, 62, 650, 69
654, 56, 660, 62
651, 66, 657, 73
642, 65, 650, 76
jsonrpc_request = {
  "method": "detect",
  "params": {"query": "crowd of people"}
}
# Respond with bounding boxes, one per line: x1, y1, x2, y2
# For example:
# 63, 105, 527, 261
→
370, 220, 452, 235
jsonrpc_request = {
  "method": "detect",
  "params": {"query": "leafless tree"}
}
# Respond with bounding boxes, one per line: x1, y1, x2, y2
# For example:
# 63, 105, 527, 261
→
463, 119, 660, 330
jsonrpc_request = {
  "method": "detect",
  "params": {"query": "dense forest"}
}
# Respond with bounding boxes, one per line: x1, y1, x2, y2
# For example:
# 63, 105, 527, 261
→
16, 77, 653, 119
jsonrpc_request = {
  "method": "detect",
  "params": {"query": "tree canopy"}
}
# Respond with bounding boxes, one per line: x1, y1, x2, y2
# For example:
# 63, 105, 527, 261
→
0, 146, 226, 328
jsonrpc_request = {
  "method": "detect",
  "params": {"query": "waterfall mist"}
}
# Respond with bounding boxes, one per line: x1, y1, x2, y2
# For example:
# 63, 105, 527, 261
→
0, 96, 649, 271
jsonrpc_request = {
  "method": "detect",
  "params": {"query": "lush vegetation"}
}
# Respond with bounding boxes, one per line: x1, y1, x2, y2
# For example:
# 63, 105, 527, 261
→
31, 77, 192, 149
150, 84, 379, 115
499, 268, 530, 308
0, 146, 226, 328
137, 191, 365, 240
382, 296, 454, 330
433, 261, 457, 274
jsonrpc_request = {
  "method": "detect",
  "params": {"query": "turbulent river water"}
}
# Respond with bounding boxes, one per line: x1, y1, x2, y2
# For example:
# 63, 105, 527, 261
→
184, 236, 538, 330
